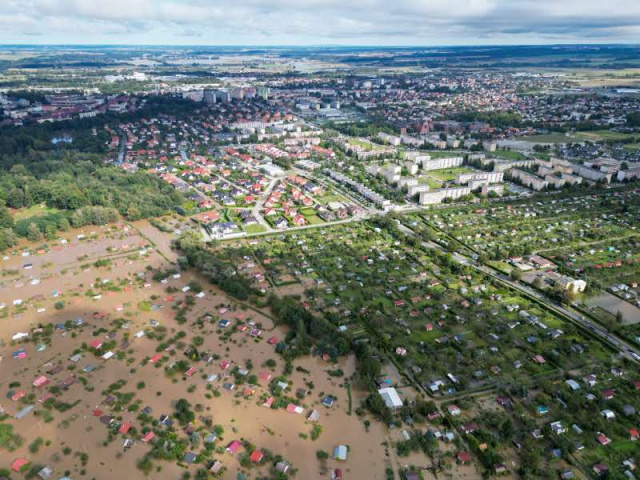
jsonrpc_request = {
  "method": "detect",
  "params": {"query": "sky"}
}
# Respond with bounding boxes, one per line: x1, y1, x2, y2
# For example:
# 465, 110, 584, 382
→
0, 0, 639, 46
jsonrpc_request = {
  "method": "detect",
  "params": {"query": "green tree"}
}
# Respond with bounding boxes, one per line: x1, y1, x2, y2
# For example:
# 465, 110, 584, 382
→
27, 222, 42, 242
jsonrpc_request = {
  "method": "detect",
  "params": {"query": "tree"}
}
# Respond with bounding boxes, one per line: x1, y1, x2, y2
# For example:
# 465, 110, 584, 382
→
0, 207, 13, 229
58, 218, 70, 231
27, 223, 42, 242
6, 188, 25, 209
126, 205, 142, 221
533, 276, 544, 289
510, 268, 523, 281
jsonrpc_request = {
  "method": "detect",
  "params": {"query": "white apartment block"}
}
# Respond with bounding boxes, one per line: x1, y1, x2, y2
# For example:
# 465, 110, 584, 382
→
408, 184, 430, 196
377, 132, 401, 146
456, 172, 504, 185
511, 169, 548, 191
403, 151, 431, 164
421, 156, 463, 171
419, 186, 471, 205
572, 165, 612, 183
325, 169, 391, 208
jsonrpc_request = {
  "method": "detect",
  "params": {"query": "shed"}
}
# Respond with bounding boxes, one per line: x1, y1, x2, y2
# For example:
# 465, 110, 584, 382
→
334, 445, 348, 461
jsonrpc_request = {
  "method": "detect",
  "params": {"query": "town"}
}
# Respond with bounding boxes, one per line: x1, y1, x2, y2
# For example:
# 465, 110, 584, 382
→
0, 43, 638, 480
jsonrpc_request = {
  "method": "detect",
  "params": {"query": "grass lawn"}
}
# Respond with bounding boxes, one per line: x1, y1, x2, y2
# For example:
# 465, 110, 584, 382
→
520, 134, 570, 144
488, 149, 527, 160
429, 167, 474, 182
316, 194, 348, 204
13, 204, 62, 220
299, 207, 325, 225
418, 177, 443, 189
347, 137, 386, 151
244, 224, 266, 234
574, 130, 638, 141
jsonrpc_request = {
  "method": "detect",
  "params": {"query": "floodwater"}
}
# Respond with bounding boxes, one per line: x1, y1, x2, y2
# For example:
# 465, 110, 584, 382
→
586, 292, 640, 324
0, 221, 389, 480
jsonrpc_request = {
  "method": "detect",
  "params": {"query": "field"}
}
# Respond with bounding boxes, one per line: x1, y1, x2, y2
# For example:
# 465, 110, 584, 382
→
346, 137, 388, 151
427, 167, 474, 182
574, 130, 639, 142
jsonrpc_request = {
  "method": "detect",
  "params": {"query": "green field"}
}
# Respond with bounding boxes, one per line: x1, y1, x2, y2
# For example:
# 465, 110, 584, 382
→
574, 130, 638, 141
418, 177, 443, 189
13, 204, 62, 220
428, 167, 474, 182
244, 224, 266, 234
346, 137, 387, 151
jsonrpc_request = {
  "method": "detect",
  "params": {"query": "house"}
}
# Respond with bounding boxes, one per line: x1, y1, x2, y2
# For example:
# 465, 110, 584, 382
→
550, 422, 566, 435
33, 375, 50, 388
457, 452, 471, 463
322, 396, 335, 408
334, 445, 348, 461
596, 433, 611, 446
274, 217, 288, 229
378, 387, 403, 410
448, 404, 461, 416
629, 428, 639, 441
593, 464, 608, 476
12, 458, 29, 472
209, 461, 223, 474
142, 431, 155, 443
226, 440, 242, 454
118, 422, 132, 434
601, 409, 616, 420
307, 409, 321, 423
262, 396, 275, 408
462, 422, 478, 434
275, 461, 290, 473
37, 466, 53, 479
601, 389, 615, 400
183, 452, 197, 464
249, 450, 264, 463
292, 214, 306, 226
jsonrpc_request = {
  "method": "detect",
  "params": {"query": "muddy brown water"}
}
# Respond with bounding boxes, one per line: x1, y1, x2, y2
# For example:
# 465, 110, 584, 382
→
0, 223, 389, 479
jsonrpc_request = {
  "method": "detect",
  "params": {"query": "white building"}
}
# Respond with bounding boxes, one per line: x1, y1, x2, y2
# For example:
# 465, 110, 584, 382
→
422, 156, 464, 171
419, 187, 471, 205
378, 387, 403, 410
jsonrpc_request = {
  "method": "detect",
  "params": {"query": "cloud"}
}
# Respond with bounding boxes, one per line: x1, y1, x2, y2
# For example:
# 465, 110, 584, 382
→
0, 0, 638, 44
